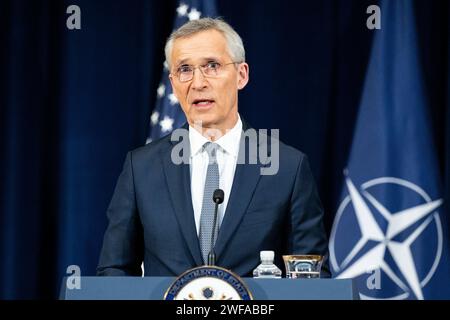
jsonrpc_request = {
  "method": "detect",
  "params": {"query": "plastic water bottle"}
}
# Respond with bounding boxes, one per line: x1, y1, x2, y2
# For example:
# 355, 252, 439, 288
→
252, 251, 282, 278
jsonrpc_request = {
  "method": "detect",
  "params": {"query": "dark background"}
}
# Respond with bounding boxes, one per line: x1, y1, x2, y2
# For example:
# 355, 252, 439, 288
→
0, 0, 448, 299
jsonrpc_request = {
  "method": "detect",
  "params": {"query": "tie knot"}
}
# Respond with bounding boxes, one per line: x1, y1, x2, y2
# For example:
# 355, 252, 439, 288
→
203, 142, 218, 162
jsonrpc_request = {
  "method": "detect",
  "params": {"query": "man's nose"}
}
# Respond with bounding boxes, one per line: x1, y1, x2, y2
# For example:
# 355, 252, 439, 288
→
191, 68, 208, 90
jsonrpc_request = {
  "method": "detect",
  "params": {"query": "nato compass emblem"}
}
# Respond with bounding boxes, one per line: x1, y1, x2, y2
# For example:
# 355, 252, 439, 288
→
164, 266, 253, 300
329, 175, 443, 300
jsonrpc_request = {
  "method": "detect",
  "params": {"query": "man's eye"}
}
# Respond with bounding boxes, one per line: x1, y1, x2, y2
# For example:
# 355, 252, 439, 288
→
206, 62, 220, 70
178, 66, 192, 73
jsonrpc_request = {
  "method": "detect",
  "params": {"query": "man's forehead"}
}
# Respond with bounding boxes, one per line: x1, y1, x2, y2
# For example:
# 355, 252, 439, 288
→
171, 30, 230, 65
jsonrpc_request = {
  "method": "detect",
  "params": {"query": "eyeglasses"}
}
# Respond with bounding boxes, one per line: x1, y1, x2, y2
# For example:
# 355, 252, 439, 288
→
172, 61, 241, 82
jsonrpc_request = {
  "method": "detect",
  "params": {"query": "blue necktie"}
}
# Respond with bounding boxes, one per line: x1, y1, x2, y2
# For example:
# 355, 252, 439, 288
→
199, 142, 220, 264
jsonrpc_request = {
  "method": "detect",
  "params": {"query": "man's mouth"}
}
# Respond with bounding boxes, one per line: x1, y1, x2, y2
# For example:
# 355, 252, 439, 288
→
192, 99, 215, 108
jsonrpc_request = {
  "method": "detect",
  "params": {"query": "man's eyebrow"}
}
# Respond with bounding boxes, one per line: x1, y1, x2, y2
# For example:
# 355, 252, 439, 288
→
175, 57, 220, 66
202, 57, 220, 62
176, 58, 190, 66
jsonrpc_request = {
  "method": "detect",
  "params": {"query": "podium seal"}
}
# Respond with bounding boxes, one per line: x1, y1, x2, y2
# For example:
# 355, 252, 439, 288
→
164, 266, 253, 300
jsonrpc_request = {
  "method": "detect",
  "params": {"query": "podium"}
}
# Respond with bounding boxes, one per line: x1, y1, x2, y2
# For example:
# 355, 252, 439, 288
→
60, 277, 357, 300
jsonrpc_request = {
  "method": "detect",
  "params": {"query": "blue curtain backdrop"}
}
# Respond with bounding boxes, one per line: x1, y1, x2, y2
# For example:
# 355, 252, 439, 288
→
0, 0, 448, 299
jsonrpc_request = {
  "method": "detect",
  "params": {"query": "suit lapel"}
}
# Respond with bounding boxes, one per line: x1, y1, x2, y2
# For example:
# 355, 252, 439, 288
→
160, 136, 204, 266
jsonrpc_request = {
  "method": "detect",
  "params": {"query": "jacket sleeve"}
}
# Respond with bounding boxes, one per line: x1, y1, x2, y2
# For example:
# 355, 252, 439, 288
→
289, 154, 331, 277
96, 152, 144, 276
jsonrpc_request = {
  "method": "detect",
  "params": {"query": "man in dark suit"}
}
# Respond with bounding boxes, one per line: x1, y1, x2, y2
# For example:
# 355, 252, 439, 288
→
97, 18, 330, 277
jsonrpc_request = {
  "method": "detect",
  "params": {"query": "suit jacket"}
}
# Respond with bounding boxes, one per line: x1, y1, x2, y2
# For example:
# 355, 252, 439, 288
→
97, 122, 330, 277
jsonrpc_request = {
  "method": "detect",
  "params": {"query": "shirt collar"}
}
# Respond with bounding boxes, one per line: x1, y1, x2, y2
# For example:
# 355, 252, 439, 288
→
189, 115, 243, 158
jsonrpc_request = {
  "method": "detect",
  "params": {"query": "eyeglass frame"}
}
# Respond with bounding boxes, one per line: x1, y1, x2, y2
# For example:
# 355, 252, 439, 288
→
169, 61, 243, 82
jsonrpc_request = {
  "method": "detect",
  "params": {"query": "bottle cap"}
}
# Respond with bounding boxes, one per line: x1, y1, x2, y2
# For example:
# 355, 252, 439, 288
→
260, 250, 274, 262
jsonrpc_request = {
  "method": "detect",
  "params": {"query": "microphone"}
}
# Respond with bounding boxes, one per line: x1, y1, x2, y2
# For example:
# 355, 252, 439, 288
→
207, 189, 224, 266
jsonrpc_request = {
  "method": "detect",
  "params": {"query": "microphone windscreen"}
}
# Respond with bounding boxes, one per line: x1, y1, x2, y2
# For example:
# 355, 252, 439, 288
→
213, 189, 224, 204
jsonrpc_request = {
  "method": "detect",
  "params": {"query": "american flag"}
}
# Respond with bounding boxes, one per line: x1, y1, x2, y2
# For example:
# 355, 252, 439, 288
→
146, 0, 218, 144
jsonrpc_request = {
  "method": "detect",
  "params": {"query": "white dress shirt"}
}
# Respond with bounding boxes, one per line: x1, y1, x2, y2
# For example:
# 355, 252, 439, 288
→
189, 116, 242, 236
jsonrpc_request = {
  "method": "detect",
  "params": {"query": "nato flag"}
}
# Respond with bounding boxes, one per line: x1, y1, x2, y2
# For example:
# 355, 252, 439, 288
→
329, 0, 450, 300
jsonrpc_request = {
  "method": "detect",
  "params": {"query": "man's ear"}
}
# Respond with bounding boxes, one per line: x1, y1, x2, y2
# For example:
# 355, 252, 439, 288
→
237, 63, 249, 90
